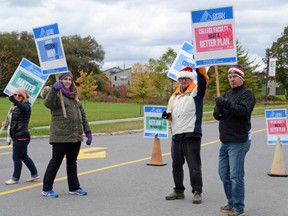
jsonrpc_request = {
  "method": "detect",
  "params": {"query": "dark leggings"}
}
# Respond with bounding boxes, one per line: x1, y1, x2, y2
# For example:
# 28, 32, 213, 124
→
43, 142, 81, 191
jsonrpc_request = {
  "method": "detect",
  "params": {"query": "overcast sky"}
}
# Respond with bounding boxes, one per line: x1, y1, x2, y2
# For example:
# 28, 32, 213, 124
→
0, 0, 287, 71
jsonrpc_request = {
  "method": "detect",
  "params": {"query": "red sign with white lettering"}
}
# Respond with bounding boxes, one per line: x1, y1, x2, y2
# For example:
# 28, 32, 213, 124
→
267, 119, 288, 135
194, 24, 234, 52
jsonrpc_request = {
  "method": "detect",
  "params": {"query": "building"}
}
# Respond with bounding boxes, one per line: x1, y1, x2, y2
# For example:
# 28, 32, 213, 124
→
268, 80, 286, 95
102, 67, 132, 87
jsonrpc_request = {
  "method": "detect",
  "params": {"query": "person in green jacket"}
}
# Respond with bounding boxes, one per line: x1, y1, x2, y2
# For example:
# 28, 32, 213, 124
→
41, 72, 92, 198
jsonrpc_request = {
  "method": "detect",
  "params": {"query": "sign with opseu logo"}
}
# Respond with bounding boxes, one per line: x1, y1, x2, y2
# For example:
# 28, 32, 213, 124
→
265, 109, 288, 145
33, 23, 68, 75
167, 41, 196, 82
3, 58, 49, 106
191, 6, 237, 67
144, 105, 169, 139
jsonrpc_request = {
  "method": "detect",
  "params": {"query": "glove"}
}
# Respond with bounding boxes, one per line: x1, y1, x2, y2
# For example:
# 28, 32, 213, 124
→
162, 111, 171, 119
85, 131, 92, 145
216, 96, 232, 109
215, 96, 225, 107
52, 81, 63, 91
214, 106, 223, 116
224, 99, 232, 109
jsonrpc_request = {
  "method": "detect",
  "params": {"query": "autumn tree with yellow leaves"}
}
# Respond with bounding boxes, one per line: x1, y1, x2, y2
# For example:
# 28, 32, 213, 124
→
128, 63, 155, 114
75, 70, 98, 102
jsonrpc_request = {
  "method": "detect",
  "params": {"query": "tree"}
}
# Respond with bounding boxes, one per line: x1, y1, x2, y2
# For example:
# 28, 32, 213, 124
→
269, 26, 288, 99
0, 31, 38, 65
206, 41, 262, 100
0, 31, 39, 93
75, 70, 97, 103
0, 51, 20, 93
147, 48, 177, 103
0, 32, 106, 90
94, 72, 112, 95
62, 35, 105, 75
128, 63, 154, 114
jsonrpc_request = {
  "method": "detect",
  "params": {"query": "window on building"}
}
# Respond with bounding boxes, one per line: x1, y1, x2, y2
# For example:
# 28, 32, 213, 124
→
120, 75, 128, 80
276, 87, 285, 95
114, 76, 117, 81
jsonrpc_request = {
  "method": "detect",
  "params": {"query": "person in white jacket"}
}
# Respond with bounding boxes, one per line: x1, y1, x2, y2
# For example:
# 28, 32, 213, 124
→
162, 66, 209, 204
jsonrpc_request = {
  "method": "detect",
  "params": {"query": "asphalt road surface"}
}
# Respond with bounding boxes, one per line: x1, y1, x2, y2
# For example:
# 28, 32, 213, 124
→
0, 116, 287, 216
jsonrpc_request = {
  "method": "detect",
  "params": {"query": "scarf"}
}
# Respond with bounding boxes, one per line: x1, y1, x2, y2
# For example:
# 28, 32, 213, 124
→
61, 87, 75, 99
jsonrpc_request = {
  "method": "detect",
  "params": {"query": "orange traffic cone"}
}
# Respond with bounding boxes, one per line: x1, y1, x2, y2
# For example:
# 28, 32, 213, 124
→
267, 137, 288, 177
147, 134, 167, 166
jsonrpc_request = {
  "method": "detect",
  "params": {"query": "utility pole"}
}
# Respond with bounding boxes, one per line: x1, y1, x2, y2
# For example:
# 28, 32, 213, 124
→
264, 52, 271, 106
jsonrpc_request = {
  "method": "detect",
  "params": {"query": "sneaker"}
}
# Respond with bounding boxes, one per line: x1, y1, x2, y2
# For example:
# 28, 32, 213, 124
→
42, 190, 59, 198
5, 179, 18, 185
26, 175, 40, 182
69, 188, 87, 196
165, 191, 185, 200
220, 205, 232, 213
226, 210, 245, 216
192, 191, 202, 204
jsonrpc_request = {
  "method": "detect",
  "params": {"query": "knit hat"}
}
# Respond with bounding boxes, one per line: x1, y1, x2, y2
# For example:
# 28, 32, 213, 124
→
59, 72, 73, 80
228, 65, 244, 79
15, 87, 29, 101
176, 66, 197, 82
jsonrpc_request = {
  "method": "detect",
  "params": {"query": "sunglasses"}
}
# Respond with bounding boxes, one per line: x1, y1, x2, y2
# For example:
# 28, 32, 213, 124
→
14, 94, 23, 97
179, 77, 191, 82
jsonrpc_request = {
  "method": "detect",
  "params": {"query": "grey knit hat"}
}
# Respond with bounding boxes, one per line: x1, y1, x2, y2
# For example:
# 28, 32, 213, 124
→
59, 72, 73, 80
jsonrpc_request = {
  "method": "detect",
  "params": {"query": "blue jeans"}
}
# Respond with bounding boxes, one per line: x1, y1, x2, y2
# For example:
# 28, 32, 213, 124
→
12, 137, 38, 181
218, 140, 251, 212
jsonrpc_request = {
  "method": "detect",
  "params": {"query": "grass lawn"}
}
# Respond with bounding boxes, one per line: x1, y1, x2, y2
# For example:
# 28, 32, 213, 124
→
0, 97, 287, 138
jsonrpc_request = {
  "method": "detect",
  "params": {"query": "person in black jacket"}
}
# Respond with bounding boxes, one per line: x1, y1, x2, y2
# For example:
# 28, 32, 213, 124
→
213, 65, 256, 216
3, 87, 40, 185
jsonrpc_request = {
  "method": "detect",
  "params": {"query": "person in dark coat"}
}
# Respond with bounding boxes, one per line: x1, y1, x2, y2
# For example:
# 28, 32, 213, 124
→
3, 87, 40, 185
41, 72, 92, 198
214, 65, 256, 216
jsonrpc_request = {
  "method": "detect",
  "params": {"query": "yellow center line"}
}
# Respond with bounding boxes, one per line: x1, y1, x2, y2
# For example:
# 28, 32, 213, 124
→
0, 128, 266, 197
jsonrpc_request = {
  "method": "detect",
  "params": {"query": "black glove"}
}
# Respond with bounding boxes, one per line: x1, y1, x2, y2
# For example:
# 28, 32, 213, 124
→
215, 96, 225, 107
216, 96, 232, 109
224, 99, 231, 109
162, 111, 171, 119
214, 106, 223, 116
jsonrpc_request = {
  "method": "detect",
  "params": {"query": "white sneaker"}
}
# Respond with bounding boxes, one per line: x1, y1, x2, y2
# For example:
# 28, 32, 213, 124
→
26, 175, 40, 182
5, 179, 18, 185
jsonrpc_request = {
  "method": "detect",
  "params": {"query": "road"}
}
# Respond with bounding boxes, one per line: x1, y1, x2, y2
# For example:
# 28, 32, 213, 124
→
0, 116, 287, 216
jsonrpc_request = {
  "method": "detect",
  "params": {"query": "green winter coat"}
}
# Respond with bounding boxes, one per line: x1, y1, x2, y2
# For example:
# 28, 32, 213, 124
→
44, 89, 90, 144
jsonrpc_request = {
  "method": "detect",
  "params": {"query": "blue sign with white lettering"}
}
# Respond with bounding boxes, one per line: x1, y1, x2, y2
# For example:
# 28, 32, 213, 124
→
33, 23, 68, 75
167, 41, 197, 81
144, 105, 169, 139
191, 6, 234, 24
265, 109, 286, 118
33, 23, 59, 39
191, 6, 237, 67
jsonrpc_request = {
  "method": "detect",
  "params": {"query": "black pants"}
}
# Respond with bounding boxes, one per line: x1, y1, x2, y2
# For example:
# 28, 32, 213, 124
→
171, 134, 202, 194
43, 142, 81, 191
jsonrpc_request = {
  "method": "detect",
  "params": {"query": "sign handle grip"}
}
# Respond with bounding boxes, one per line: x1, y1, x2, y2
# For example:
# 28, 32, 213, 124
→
215, 65, 221, 97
